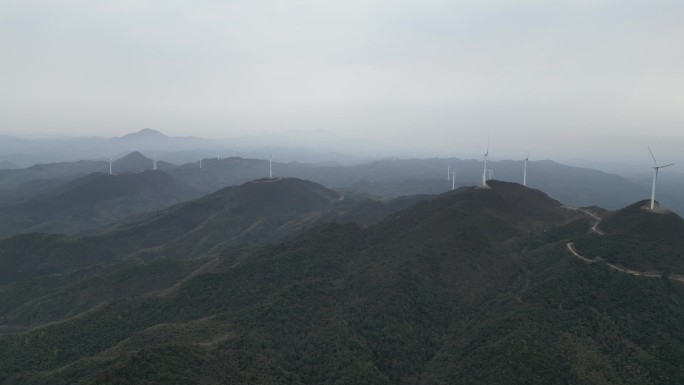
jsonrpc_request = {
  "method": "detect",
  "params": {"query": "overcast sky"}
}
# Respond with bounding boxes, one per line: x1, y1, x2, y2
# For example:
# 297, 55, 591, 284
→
1, 0, 683, 163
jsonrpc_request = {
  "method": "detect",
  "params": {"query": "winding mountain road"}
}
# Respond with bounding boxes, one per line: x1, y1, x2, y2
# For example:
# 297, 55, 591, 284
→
562, 206, 604, 235
564, 207, 684, 284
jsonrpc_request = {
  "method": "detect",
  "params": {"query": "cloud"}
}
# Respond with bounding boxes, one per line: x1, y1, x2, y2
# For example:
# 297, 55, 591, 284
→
1, 0, 683, 162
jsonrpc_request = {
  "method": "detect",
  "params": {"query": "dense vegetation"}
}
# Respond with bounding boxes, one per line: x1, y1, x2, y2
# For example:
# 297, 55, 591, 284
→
574, 200, 684, 275
0, 170, 203, 236
0, 178, 422, 283
0, 180, 683, 384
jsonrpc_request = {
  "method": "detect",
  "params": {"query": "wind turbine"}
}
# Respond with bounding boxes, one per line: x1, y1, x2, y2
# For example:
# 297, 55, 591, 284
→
448, 164, 451, 181
152, 156, 158, 171
523, 153, 529, 187
648, 147, 675, 210
109, 158, 113, 175
199, 158, 203, 169
488, 169, 494, 180
451, 171, 456, 190
481, 138, 489, 187
217, 148, 221, 160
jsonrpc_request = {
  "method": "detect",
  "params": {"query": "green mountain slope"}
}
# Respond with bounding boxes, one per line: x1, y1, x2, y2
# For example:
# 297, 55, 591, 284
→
0, 170, 202, 237
0, 160, 107, 191
1, 181, 683, 384
573, 200, 684, 275
0, 178, 423, 284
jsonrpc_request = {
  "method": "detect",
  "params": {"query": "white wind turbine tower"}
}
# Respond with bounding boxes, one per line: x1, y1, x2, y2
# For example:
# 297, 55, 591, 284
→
109, 158, 113, 175
648, 147, 675, 210
217, 148, 221, 160
488, 169, 494, 180
447, 164, 451, 181
481, 138, 489, 187
153, 156, 158, 171
523, 153, 529, 187
199, 158, 203, 169
451, 171, 456, 190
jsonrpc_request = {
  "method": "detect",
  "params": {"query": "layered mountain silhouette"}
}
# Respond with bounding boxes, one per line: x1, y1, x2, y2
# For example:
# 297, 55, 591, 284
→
2, 179, 682, 383
1, 153, 678, 216
0, 152, 170, 206
117, 128, 169, 141
0, 160, 16, 170
0, 129, 215, 166
0, 160, 107, 191
110, 151, 176, 173
0, 170, 201, 237
0, 178, 424, 283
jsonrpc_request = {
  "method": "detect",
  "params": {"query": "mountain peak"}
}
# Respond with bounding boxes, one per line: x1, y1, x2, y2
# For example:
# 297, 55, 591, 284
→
577, 198, 684, 274
119, 128, 168, 140
117, 151, 151, 162
111, 151, 154, 173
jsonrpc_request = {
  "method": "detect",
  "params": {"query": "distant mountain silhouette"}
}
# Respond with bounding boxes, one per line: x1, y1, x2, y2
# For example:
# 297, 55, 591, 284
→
118, 128, 169, 141
1, 154, 679, 215
0, 170, 201, 237
0, 160, 17, 170
0, 129, 216, 166
0, 160, 107, 191
110, 151, 178, 173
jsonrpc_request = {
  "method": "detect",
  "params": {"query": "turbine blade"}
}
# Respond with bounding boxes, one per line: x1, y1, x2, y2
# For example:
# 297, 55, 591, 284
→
648, 147, 658, 166
661, 163, 675, 168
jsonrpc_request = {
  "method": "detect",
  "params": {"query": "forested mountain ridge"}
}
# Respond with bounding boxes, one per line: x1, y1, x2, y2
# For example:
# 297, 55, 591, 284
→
0, 170, 202, 236
571, 199, 684, 277
4, 180, 681, 383
0, 178, 425, 284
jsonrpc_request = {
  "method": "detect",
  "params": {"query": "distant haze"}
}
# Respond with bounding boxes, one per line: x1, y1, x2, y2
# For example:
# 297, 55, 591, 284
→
2, 0, 683, 165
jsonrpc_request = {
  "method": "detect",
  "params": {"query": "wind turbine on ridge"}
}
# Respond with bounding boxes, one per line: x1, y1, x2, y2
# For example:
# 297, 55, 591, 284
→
109, 158, 113, 175
648, 147, 675, 210
481, 138, 489, 188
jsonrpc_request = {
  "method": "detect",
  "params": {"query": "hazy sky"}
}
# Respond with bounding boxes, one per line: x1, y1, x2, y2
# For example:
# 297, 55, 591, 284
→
2, 0, 683, 162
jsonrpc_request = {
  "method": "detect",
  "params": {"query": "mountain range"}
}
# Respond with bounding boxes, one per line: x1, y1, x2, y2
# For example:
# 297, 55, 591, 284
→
0, 170, 202, 236
0, 178, 682, 384
1, 148, 682, 242
0, 129, 212, 167
2, 129, 681, 208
